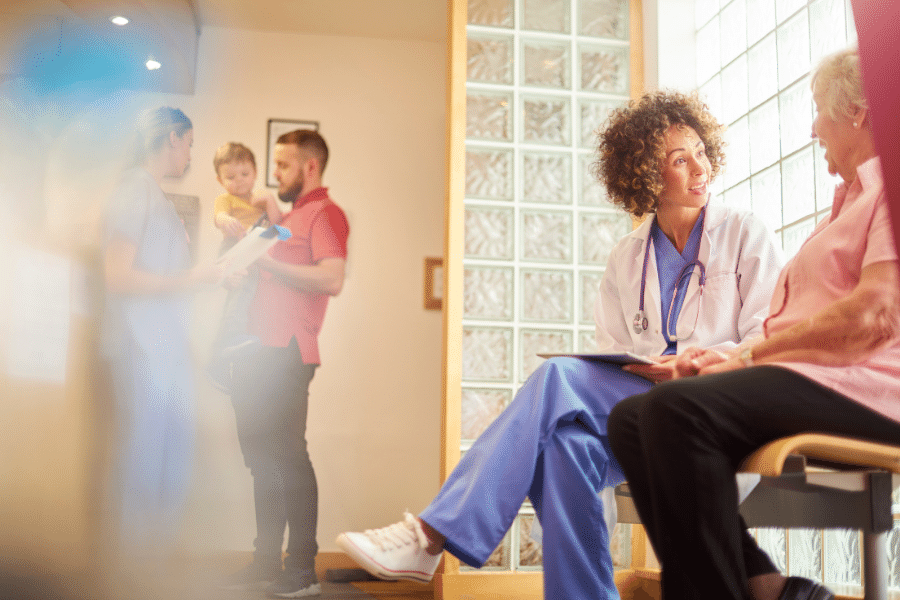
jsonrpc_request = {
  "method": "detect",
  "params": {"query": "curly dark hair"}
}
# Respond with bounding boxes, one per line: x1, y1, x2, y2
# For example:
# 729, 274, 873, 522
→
593, 90, 725, 217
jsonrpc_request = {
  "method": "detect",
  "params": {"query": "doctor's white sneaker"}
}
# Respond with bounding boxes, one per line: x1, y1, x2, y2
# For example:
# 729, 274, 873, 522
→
336, 513, 442, 583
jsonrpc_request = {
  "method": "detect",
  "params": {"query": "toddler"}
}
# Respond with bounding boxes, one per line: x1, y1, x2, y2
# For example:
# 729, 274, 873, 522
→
208, 142, 282, 392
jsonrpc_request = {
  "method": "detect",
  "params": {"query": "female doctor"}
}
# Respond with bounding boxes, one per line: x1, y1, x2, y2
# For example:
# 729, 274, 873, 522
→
337, 90, 784, 600
595, 95, 778, 364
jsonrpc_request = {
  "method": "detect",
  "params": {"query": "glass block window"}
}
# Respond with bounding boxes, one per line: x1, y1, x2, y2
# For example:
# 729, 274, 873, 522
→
463, 0, 632, 574
696, 0, 899, 590
697, 0, 852, 257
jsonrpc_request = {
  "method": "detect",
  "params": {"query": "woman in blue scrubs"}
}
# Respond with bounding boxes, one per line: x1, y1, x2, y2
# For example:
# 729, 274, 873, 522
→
338, 91, 784, 600
102, 107, 220, 559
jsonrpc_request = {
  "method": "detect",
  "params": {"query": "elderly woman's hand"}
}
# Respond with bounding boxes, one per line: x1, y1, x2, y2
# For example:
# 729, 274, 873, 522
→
676, 347, 729, 376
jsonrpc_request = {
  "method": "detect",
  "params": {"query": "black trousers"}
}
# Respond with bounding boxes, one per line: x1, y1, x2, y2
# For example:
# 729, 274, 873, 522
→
231, 340, 318, 572
607, 366, 900, 600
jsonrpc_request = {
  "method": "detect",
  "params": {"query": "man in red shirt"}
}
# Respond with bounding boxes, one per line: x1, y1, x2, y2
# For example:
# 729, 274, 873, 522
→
222, 129, 349, 598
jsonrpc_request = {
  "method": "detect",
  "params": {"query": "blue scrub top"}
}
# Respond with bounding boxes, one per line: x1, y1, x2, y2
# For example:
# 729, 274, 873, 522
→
101, 167, 192, 390
651, 207, 706, 354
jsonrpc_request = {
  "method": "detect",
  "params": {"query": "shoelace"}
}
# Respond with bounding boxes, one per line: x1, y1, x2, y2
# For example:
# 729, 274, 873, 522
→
363, 512, 429, 551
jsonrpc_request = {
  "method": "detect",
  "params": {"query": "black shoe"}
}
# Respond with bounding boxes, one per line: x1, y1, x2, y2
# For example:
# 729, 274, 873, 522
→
777, 577, 834, 600
266, 569, 321, 598
218, 560, 283, 591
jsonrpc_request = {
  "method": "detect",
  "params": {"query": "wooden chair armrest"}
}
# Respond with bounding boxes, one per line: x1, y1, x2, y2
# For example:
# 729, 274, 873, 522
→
738, 433, 900, 477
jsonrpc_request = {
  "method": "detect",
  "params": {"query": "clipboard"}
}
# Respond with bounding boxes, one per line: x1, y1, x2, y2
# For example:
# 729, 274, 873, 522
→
217, 224, 291, 276
537, 352, 657, 365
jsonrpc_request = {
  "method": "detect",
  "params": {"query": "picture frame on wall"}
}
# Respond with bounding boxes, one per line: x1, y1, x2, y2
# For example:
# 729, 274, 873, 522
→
423, 257, 444, 310
266, 118, 319, 188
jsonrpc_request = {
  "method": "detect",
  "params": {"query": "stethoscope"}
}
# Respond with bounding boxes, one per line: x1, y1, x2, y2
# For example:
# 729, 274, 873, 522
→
632, 228, 707, 337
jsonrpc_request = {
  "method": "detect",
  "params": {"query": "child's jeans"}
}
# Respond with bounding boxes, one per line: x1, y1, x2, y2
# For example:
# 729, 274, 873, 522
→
213, 266, 259, 355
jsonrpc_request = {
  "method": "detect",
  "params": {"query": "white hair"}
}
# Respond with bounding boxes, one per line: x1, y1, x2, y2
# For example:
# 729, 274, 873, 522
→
810, 47, 866, 122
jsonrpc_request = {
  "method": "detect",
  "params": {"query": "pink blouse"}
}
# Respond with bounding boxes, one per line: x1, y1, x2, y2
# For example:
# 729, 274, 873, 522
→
764, 157, 900, 423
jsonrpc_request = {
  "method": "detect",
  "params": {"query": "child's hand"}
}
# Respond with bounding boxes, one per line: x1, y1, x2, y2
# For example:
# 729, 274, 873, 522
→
251, 192, 276, 207
253, 192, 284, 224
218, 214, 246, 238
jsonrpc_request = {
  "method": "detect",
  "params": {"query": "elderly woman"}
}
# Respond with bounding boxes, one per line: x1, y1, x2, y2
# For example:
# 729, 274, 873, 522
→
608, 47, 898, 600
336, 91, 783, 600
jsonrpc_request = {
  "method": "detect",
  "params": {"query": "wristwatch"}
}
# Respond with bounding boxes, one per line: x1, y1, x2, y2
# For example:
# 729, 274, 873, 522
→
739, 346, 755, 367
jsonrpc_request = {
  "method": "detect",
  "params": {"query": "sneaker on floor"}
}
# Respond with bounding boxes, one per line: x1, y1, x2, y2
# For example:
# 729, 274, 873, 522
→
335, 512, 441, 583
266, 569, 321, 598
217, 560, 282, 591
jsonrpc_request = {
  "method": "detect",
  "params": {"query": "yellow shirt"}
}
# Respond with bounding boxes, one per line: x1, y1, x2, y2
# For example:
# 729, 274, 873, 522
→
215, 192, 264, 231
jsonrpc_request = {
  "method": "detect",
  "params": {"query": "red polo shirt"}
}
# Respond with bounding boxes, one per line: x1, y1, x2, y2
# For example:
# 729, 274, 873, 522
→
249, 187, 349, 364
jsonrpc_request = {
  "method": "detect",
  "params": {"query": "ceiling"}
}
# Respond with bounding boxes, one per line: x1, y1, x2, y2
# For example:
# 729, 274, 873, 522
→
193, 0, 448, 44
0, 0, 447, 94
1, 0, 448, 44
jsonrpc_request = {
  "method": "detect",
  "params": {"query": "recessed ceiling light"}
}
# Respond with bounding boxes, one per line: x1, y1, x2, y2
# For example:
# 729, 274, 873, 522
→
146, 58, 161, 70
110, 15, 129, 26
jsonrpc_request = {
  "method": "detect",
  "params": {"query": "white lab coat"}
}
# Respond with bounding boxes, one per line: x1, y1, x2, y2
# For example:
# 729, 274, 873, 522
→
594, 202, 784, 356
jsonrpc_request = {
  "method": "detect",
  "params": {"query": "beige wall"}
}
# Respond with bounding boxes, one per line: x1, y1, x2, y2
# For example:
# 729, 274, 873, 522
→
146, 25, 447, 553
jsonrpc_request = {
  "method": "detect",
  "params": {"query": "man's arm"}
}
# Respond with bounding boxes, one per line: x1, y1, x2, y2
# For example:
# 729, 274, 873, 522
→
256, 255, 346, 296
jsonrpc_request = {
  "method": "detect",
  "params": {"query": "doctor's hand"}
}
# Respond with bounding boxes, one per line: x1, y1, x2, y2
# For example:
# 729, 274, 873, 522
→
623, 347, 727, 383
188, 263, 226, 290
622, 354, 678, 383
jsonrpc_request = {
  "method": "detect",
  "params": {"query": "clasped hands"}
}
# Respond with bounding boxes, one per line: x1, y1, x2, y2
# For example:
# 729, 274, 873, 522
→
623, 347, 747, 383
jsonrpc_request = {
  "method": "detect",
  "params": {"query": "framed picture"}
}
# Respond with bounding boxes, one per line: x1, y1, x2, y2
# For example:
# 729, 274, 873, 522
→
424, 257, 444, 310
266, 118, 319, 188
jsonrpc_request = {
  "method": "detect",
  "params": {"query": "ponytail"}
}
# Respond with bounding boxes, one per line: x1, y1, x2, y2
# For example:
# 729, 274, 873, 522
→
127, 106, 192, 168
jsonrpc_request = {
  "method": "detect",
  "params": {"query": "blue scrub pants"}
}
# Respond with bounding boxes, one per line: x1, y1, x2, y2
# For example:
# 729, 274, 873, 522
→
420, 357, 651, 600
111, 338, 195, 558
